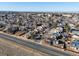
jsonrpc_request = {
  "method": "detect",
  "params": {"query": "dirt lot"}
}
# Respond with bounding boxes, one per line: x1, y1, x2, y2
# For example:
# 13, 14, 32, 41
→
0, 38, 48, 56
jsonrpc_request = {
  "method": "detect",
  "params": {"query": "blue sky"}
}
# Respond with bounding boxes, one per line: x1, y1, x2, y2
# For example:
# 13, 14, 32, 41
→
0, 2, 79, 12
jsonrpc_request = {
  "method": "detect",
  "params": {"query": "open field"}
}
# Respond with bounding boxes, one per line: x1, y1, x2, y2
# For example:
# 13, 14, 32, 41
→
0, 38, 48, 56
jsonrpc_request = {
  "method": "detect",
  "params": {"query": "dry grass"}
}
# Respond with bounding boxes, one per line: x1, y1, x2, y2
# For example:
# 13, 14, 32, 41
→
0, 38, 48, 56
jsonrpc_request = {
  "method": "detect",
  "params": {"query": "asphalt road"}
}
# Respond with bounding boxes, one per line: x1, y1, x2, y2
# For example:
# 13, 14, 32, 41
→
0, 33, 73, 56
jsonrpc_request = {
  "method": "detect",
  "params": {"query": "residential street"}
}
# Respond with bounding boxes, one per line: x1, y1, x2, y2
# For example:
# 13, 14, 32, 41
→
0, 33, 77, 56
